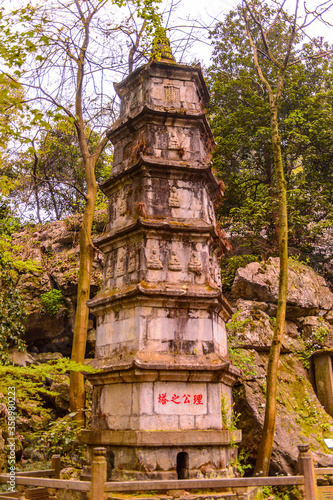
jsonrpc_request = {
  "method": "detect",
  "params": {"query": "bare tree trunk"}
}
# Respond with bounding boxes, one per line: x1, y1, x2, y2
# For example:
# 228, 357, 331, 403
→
69, 156, 97, 425
44, 167, 61, 220
254, 103, 288, 476
33, 153, 42, 224
266, 163, 280, 245
242, 2, 293, 474
68, 2, 96, 426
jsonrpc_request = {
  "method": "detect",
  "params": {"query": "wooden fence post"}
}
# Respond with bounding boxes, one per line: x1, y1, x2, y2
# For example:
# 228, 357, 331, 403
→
51, 454, 61, 479
91, 447, 107, 500
298, 444, 318, 500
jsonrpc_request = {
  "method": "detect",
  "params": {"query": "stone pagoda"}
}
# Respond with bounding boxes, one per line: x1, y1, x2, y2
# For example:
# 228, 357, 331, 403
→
81, 41, 241, 480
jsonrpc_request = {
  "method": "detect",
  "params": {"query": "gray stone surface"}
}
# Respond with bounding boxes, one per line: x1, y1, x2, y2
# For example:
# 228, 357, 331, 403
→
8, 348, 36, 366
228, 261, 333, 475
232, 257, 333, 318
85, 51, 238, 477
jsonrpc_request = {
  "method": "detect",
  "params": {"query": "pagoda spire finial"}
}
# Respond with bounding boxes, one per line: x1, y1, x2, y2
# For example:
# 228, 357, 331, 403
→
151, 29, 176, 63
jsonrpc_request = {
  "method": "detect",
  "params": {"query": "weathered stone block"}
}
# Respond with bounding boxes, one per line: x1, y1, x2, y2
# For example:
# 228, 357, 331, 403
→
139, 383, 154, 415
195, 414, 222, 429
179, 415, 195, 429
139, 414, 179, 430
101, 385, 132, 416
313, 351, 333, 417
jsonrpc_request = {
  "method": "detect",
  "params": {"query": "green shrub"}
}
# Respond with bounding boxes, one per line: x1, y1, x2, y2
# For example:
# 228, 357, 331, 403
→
0, 258, 27, 365
0, 359, 99, 465
34, 413, 87, 467
298, 324, 329, 368
40, 289, 63, 316
229, 348, 257, 377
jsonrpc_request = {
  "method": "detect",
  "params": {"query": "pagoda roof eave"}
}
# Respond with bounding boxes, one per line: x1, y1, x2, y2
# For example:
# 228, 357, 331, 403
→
99, 155, 222, 202
107, 103, 215, 145
87, 281, 233, 319
114, 60, 210, 104
92, 216, 229, 254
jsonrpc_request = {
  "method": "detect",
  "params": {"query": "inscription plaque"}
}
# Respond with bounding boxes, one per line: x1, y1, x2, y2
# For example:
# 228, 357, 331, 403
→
164, 85, 180, 102
154, 382, 207, 415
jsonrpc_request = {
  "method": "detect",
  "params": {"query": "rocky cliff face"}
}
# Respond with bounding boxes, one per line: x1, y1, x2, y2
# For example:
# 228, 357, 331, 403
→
230, 257, 333, 475
12, 212, 106, 357
10, 220, 333, 475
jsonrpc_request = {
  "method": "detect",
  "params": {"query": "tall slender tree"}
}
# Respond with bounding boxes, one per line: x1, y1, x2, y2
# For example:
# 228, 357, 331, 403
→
240, 0, 333, 475
6, 0, 164, 424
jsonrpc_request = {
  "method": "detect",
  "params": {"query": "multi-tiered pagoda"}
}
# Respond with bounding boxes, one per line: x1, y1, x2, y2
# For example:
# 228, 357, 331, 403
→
82, 41, 241, 481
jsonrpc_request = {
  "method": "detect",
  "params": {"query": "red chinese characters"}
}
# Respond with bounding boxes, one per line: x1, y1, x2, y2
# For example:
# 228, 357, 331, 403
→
193, 394, 203, 405
157, 393, 203, 405
158, 393, 169, 405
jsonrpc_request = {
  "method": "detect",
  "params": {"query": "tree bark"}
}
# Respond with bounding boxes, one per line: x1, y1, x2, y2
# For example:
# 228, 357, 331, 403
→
254, 102, 288, 476
242, 3, 291, 474
33, 153, 42, 224
69, 156, 97, 425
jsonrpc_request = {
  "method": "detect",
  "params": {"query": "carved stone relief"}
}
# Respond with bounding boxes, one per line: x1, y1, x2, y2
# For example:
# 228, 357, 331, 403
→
215, 266, 222, 287
130, 91, 138, 110
168, 129, 179, 150
128, 250, 137, 274
188, 252, 202, 274
105, 254, 114, 281
123, 141, 133, 160
168, 251, 182, 271
119, 185, 131, 217
147, 249, 163, 270
158, 135, 168, 150
106, 266, 113, 281
113, 147, 121, 166
209, 256, 215, 283
121, 94, 128, 114
168, 186, 180, 208
206, 254, 222, 287
116, 249, 126, 277
207, 201, 215, 223
119, 194, 127, 216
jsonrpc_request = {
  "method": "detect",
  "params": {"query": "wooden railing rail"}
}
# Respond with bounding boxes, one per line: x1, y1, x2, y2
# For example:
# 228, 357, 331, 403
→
0, 444, 328, 500
104, 475, 305, 491
0, 476, 90, 492
14, 471, 55, 478
315, 467, 333, 475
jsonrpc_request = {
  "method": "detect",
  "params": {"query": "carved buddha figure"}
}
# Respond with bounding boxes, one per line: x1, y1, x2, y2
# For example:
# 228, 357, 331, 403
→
188, 252, 202, 274
147, 249, 163, 270
168, 186, 180, 208
168, 251, 182, 271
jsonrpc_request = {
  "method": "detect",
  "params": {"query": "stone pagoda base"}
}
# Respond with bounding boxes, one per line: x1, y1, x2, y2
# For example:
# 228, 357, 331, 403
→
82, 350, 241, 480
81, 428, 241, 480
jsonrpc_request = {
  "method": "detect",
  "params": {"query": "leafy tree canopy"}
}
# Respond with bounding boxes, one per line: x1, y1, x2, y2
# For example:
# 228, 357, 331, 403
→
207, 4, 333, 256
7, 120, 112, 223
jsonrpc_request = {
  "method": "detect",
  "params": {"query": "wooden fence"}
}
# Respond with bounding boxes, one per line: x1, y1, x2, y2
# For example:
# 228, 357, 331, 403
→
0, 444, 331, 500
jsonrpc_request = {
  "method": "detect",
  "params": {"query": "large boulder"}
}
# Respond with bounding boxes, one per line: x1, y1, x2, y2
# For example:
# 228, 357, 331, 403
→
230, 299, 305, 352
8, 349, 36, 366
228, 259, 333, 475
234, 353, 333, 475
232, 258, 333, 319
